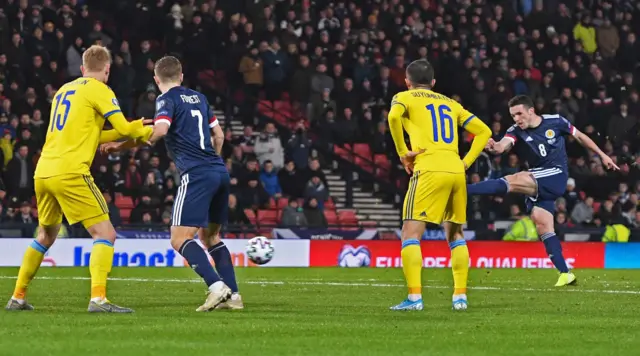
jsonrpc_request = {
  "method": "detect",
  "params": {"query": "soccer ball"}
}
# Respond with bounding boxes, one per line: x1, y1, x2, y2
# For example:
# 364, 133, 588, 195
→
246, 236, 275, 265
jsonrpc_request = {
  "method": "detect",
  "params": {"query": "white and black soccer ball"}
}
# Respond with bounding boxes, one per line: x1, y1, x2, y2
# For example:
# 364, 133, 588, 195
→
246, 236, 275, 265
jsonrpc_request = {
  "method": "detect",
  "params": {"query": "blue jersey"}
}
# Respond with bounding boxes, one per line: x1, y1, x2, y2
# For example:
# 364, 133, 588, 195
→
503, 114, 576, 173
153, 87, 225, 174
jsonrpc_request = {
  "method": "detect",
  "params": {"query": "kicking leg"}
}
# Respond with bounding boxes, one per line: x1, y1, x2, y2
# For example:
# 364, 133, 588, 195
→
199, 225, 243, 310
531, 207, 576, 286
172, 226, 231, 311
445, 222, 469, 310
6, 224, 59, 311
467, 171, 537, 196
390, 220, 426, 311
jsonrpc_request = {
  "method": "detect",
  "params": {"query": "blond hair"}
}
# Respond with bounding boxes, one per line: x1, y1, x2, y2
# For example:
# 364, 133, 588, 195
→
154, 56, 182, 83
82, 45, 112, 72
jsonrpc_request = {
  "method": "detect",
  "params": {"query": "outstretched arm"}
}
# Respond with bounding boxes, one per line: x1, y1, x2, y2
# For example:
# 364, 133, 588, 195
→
574, 129, 620, 170
488, 136, 515, 155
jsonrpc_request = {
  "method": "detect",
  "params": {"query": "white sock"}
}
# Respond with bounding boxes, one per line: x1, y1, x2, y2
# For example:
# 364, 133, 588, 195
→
408, 294, 422, 302
230, 293, 241, 300
90, 297, 105, 303
452, 293, 467, 301
208, 281, 225, 293
11, 297, 25, 305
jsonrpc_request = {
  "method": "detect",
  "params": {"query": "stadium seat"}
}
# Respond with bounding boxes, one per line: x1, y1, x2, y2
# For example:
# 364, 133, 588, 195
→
268, 198, 277, 209
374, 154, 391, 170
277, 197, 289, 209
244, 209, 257, 225
360, 220, 378, 228
353, 143, 372, 159
257, 209, 278, 226
274, 100, 292, 113
324, 210, 338, 226
334, 144, 352, 159
119, 208, 132, 222
354, 156, 373, 173
592, 202, 601, 213
325, 198, 335, 211
338, 210, 358, 226
115, 196, 134, 209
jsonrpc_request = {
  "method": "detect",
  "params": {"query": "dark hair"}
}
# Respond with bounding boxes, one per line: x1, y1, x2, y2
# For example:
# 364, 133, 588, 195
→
405, 59, 434, 86
508, 95, 534, 108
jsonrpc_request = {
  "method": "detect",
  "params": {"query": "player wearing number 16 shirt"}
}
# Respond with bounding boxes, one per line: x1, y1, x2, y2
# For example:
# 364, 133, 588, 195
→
467, 95, 619, 287
387, 59, 491, 311
146, 56, 240, 312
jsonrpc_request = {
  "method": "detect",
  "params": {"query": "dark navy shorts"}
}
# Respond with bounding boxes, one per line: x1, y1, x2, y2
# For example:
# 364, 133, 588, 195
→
172, 167, 230, 227
525, 167, 567, 214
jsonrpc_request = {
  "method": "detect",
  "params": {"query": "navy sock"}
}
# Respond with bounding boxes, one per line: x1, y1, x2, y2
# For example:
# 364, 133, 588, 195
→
208, 242, 239, 293
179, 239, 221, 287
467, 178, 509, 196
540, 232, 569, 273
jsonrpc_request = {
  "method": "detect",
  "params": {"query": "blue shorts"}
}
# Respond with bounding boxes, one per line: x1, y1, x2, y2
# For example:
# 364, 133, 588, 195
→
172, 167, 230, 227
525, 167, 567, 214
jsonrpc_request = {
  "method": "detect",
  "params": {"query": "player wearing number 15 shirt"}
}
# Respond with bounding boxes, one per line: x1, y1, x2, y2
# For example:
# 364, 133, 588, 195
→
387, 59, 491, 312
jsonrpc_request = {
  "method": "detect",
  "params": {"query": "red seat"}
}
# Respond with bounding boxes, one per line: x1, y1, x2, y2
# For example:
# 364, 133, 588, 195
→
592, 202, 601, 214
324, 210, 338, 226
360, 220, 378, 228
274, 100, 292, 112
115, 196, 134, 209
257, 209, 278, 226
244, 209, 257, 225
119, 208, 132, 220
374, 154, 391, 169
338, 210, 358, 226
354, 156, 373, 173
353, 143, 372, 159
277, 197, 289, 209
268, 198, 277, 209
324, 198, 335, 211
258, 100, 273, 115
334, 144, 352, 159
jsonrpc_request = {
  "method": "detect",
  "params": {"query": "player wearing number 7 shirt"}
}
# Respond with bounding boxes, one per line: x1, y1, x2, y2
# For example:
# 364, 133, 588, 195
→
145, 56, 240, 311
467, 95, 620, 287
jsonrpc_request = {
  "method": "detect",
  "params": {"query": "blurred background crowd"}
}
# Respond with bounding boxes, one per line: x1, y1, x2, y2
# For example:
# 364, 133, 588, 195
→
0, 0, 639, 234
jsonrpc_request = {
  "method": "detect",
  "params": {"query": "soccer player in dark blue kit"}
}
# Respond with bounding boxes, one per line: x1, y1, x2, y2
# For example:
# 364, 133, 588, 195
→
467, 95, 619, 286
105, 56, 241, 311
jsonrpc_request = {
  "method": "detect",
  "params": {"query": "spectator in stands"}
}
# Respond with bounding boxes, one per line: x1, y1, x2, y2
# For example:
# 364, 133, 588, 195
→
304, 198, 327, 228
564, 178, 580, 212
259, 160, 282, 198
14, 201, 36, 224
227, 194, 251, 226
303, 158, 328, 188
310, 88, 336, 125
337, 107, 359, 144
254, 123, 284, 169
286, 121, 312, 170
278, 160, 303, 198
103, 192, 122, 227
290, 55, 313, 111
234, 125, 256, 154
141, 172, 163, 203
164, 161, 180, 187
130, 194, 159, 224
261, 38, 289, 101
571, 196, 595, 226
240, 174, 270, 211
0, 130, 14, 169
6, 144, 33, 202
238, 45, 263, 114
281, 199, 307, 227
136, 89, 157, 119
125, 162, 143, 198
304, 176, 329, 210
608, 102, 636, 148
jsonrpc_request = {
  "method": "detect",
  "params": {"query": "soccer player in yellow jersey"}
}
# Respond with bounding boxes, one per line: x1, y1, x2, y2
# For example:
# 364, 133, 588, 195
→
5, 45, 152, 313
387, 59, 491, 311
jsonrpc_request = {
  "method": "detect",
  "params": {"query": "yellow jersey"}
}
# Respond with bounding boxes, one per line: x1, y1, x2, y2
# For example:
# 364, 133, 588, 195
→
389, 89, 490, 173
35, 77, 141, 178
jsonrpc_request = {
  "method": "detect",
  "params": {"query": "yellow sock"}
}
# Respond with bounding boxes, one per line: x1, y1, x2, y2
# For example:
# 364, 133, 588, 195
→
401, 239, 423, 296
89, 239, 114, 300
450, 240, 469, 295
13, 240, 48, 300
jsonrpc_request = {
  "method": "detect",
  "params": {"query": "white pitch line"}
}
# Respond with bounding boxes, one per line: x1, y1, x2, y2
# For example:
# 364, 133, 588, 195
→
0, 275, 638, 295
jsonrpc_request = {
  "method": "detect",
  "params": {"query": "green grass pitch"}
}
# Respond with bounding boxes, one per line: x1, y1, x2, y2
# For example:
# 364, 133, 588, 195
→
1, 267, 639, 356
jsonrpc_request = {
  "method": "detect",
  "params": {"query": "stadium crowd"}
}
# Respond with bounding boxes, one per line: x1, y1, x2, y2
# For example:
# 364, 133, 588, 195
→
0, 0, 639, 231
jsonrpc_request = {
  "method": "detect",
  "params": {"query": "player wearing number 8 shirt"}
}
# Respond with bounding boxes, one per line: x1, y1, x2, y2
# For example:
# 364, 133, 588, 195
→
388, 59, 491, 311
145, 56, 239, 311
467, 95, 619, 287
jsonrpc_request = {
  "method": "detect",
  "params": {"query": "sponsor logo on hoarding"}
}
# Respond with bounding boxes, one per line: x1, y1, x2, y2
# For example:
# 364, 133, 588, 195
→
338, 245, 371, 267
310, 241, 604, 268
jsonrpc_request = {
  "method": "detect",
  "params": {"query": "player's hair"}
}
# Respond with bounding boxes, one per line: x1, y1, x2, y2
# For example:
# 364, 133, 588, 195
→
405, 59, 434, 87
82, 45, 112, 72
508, 95, 535, 109
154, 56, 182, 83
